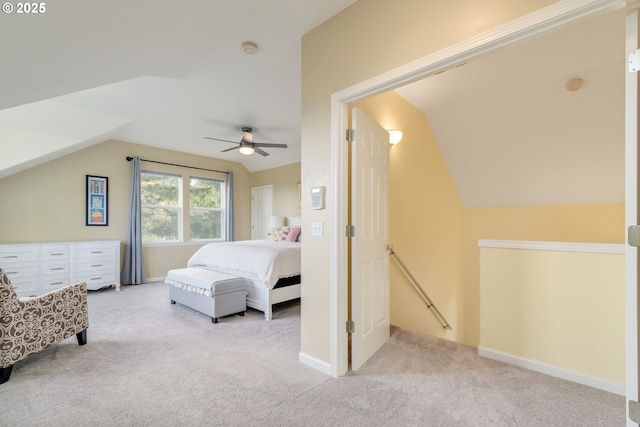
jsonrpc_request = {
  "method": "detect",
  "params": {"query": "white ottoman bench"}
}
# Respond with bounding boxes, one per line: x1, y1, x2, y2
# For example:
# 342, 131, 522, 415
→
165, 267, 247, 323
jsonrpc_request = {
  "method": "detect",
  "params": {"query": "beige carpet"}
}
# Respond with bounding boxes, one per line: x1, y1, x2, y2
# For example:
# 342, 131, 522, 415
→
0, 282, 624, 426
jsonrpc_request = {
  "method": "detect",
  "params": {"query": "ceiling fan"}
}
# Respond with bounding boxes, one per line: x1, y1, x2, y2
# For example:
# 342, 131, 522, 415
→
204, 126, 287, 156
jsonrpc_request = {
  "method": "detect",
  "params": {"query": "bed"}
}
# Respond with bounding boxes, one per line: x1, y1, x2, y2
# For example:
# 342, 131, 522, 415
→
185, 221, 301, 320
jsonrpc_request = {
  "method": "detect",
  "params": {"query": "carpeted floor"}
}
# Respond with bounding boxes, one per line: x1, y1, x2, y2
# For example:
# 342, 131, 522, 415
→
0, 282, 625, 426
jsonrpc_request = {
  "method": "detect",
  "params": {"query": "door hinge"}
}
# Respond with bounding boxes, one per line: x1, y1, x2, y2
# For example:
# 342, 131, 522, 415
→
346, 320, 355, 334
346, 225, 355, 238
346, 129, 355, 142
628, 225, 640, 247
630, 49, 640, 72
630, 400, 640, 423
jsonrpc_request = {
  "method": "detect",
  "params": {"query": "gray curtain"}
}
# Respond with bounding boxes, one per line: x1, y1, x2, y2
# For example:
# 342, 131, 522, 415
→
226, 171, 234, 241
121, 156, 146, 285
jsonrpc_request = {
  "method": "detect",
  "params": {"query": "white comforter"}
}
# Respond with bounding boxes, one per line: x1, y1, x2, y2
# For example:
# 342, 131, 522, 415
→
187, 240, 301, 289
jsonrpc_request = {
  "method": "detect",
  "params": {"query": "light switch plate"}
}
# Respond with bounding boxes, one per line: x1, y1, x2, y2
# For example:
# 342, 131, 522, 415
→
312, 221, 324, 236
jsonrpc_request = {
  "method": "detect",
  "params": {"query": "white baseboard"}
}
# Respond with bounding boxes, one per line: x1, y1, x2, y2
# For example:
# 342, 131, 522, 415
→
477, 347, 625, 396
146, 276, 166, 283
298, 351, 333, 376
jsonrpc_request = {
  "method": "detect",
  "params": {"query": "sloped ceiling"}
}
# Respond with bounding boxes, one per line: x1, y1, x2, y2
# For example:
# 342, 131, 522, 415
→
0, 2, 626, 209
395, 9, 625, 207
0, 0, 356, 177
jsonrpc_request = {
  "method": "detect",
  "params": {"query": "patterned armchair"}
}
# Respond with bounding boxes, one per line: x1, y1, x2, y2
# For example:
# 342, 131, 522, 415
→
0, 268, 88, 384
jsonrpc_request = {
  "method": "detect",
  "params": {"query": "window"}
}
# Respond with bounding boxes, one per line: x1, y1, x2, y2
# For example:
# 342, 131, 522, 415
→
140, 171, 226, 243
141, 172, 181, 242
189, 176, 225, 240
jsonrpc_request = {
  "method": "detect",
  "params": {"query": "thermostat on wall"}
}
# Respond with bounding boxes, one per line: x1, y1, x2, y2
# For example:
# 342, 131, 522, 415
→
311, 186, 325, 210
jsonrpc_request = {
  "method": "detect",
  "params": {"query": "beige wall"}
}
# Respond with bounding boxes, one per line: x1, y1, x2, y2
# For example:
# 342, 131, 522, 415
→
0, 139, 253, 278
250, 162, 301, 222
301, 0, 560, 365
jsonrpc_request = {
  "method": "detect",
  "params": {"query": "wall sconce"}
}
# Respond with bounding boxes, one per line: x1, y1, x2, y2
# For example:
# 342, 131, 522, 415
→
269, 215, 284, 229
387, 129, 403, 145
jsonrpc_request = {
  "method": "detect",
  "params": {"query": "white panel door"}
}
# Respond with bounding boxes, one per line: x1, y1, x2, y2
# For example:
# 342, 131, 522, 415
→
251, 185, 273, 240
351, 107, 390, 371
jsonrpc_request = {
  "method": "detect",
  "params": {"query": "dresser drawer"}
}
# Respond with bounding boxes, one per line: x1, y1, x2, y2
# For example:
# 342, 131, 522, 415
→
42, 260, 70, 276
41, 275, 71, 290
2, 264, 39, 280
41, 244, 70, 261
0, 245, 38, 263
8, 276, 39, 295
76, 270, 117, 288
74, 244, 118, 259
75, 257, 117, 273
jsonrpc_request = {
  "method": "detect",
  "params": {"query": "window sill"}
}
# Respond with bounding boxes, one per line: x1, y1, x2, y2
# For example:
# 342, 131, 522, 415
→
142, 240, 224, 248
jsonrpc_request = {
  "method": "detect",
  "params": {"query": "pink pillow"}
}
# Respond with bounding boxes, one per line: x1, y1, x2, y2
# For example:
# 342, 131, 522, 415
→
285, 227, 301, 242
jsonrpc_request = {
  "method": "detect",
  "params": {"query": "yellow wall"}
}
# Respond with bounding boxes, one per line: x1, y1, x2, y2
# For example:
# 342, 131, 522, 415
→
0, 139, 252, 278
354, 92, 465, 340
479, 244, 625, 384
250, 162, 301, 222
301, 0, 560, 364
464, 204, 625, 345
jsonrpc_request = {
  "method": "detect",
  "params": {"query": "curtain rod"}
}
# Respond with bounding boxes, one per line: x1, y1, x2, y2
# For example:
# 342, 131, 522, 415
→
125, 157, 229, 175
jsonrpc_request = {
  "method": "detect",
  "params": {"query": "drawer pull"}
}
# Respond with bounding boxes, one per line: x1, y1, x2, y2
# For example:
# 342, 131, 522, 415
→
90, 277, 102, 281
50, 267, 64, 271
6, 271, 18, 275
3, 255, 18, 259
91, 264, 103, 267
50, 281, 63, 285
51, 253, 64, 256
91, 251, 103, 254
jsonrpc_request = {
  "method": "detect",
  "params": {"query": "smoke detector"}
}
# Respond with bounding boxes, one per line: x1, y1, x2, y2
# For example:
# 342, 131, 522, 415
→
566, 78, 583, 92
242, 42, 258, 55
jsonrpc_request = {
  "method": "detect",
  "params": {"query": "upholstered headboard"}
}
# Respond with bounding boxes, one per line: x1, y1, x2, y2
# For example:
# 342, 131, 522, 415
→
287, 217, 301, 227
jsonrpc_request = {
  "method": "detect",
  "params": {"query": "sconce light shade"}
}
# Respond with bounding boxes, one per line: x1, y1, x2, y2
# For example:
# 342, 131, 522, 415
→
387, 129, 403, 145
269, 215, 284, 229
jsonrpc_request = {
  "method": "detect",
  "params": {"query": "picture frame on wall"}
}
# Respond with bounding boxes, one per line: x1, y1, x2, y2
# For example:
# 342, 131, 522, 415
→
86, 175, 108, 226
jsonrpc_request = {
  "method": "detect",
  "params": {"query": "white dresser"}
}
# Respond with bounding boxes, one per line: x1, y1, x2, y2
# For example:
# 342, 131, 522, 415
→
0, 240, 121, 296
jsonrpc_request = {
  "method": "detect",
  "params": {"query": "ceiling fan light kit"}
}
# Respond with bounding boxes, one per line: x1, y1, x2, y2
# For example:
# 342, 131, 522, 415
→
239, 145, 255, 155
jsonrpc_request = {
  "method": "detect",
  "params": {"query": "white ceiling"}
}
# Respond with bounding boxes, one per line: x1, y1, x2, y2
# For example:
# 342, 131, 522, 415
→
395, 8, 625, 207
0, 0, 356, 177
0, 2, 626, 208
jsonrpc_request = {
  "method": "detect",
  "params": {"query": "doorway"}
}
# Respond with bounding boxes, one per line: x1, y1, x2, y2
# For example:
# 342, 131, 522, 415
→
327, 0, 634, 383
251, 185, 273, 240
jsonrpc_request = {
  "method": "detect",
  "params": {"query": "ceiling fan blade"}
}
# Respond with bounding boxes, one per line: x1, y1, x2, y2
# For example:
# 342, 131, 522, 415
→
221, 146, 238, 153
204, 136, 240, 144
254, 147, 270, 157
253, 142, 288, 149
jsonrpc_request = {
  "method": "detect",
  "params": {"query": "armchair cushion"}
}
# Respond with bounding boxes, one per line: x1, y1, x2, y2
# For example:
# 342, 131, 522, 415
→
0, 268, 89, 378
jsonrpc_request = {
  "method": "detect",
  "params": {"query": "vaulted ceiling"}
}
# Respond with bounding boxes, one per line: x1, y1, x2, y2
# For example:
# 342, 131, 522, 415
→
0, 0, 356, 177
0, 1, 626, 208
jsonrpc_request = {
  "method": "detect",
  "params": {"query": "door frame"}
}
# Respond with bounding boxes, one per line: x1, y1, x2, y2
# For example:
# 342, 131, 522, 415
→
626, 7, 639, 425
328, 0, 631, 377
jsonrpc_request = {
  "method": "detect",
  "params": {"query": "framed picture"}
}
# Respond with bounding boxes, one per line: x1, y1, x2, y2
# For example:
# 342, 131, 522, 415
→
86, 175, 108, 226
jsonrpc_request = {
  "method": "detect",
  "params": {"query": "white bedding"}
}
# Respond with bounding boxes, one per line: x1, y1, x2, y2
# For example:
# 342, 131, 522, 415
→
187, 240, 301, 289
